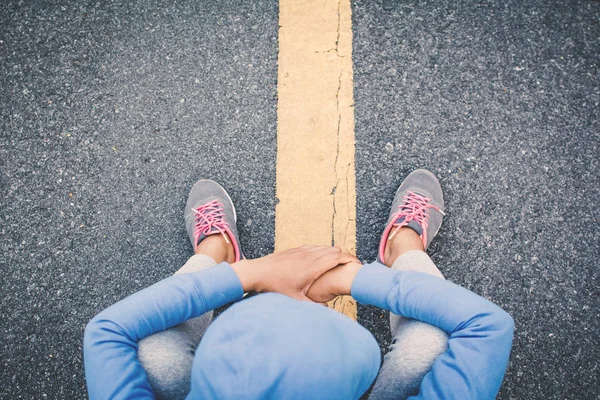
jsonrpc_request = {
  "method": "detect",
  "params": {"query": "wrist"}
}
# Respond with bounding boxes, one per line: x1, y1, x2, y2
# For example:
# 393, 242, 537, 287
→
231, 260, 259, 292
335, 262, 363, 296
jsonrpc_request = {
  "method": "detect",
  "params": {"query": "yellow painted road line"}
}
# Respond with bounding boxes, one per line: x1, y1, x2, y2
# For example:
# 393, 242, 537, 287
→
275, 0, 356, 319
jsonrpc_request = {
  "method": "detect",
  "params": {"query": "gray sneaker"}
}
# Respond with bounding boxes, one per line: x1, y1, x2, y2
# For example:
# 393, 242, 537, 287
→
184, 179, 243, 262
377, 169, 445, 264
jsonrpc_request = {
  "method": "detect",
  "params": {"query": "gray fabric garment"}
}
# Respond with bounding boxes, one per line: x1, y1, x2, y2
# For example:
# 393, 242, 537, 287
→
138, 251, 448, 400
369, 250, 449, 400
137, 254, 217, 400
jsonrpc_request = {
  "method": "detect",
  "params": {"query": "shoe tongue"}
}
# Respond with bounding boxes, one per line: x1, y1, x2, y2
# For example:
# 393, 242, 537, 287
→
395, 217, 423, 236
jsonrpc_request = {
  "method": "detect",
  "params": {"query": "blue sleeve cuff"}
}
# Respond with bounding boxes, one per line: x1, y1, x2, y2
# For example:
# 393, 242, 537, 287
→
351, 262, 400, 310
187, 262, 245, 310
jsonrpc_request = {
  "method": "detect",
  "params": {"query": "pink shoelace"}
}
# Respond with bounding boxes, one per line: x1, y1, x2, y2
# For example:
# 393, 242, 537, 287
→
388, 191, 445, 248
192, 200, 230, 250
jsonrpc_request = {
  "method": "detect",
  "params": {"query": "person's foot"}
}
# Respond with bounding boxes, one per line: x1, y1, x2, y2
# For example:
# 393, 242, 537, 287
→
184, 179, 243, 263
378, 169, 445, 265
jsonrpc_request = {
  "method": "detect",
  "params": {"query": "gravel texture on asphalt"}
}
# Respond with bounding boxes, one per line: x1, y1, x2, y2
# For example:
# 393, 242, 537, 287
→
1, 0, 599, 399
0, 1, 278, 398
352, 1, 599, 399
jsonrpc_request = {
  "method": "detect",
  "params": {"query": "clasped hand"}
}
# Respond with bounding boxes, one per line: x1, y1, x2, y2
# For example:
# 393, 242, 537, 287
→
231, 246, 363, 303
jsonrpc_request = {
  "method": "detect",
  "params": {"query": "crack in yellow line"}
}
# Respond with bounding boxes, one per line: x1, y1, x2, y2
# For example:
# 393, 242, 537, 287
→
276, 0, 356, 319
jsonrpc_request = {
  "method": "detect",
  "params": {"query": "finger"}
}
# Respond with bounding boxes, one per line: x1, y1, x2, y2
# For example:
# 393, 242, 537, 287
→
337, 252, 360, 265
283, 245, 328, 256
311, 249, 345, 276
308, 245, 341, 260
309, 249, 360, 279
276, 246, 306, 254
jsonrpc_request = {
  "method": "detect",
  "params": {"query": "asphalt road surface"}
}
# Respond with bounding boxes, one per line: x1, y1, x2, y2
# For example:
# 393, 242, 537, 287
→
1, 0, 598, 399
